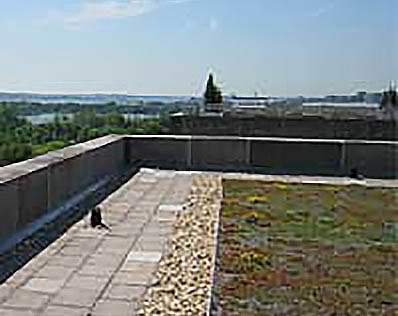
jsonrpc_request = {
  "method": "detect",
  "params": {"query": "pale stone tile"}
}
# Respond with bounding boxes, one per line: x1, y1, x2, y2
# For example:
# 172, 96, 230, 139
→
0, 285, 13, 303
42, 305, 89, 316
139, 177, 157, 184
52, 287, 98, 308
22, 277, 66, 294
85, 253, 125, 266
57, 245, 89, 257
98, 237, 133, 250
2, 289, 50, 310
103, 284, 146, 301
77, 263, 117, 277
126, 252, 162, 263
45, 255, 85, 268
134, 241, 164, 252
120, 261, 157, 273
64, 275, 108, 292
112, 271, 153, 286
66, 237, 102, 250
92, 299, 135, 316
35, 266, 75, 281
0, 308, 36, 316
158, 204, 183, 212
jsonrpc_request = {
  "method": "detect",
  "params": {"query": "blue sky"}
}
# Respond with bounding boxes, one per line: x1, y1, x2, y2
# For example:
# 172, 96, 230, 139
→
0, 0, 396, 96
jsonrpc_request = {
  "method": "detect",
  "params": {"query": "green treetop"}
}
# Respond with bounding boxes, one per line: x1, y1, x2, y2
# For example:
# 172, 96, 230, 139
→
204, 73, 223, 105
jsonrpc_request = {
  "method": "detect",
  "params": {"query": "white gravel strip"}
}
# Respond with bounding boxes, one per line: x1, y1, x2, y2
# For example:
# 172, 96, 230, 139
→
205, 178, 223, 316
222, 172, 398, 188
137, 175, 222, 315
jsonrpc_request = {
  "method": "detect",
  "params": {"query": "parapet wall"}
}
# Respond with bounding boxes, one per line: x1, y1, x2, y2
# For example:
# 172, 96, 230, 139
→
0, 135, 127, 249
171, 115, 398, 140
0, 135, 397, 250
126, 135, 397, 179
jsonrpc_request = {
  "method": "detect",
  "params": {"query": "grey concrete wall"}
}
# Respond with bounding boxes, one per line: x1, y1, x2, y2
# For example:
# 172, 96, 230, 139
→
17, 168, 49, 229
190, 137, 249, 170
0, 135, 127, 247
250, 139, 343, 176
171, 116, 398, 140
126, 136, 397, 179
128, 136, 190, 169
343, 141, 398, 179
0, 181, 19, 243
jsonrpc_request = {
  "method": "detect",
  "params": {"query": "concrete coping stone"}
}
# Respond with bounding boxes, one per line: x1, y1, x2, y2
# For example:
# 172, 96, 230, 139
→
126, 135, 193, 140
126, 251, 162, 263
0, 135, 124, 184
126, 134, 398, 145
140, 169, 176, 178
0, 159, 55, 185
49, 134, 124, 159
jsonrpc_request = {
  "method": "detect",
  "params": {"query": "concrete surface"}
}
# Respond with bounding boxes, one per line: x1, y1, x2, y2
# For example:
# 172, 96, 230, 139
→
0, 135, 397, 253
0, 169, 191, 316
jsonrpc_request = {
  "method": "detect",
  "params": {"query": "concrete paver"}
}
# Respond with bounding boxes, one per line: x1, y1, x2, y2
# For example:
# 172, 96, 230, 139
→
44, 255, 85, 268
2, 289, 50, 310
0, 308, 37, 316
35, 266, 75, 282
126, 252, 162, 263
102, 284, 146, 301
77, 263, 118, 278
22, 278, 66, 294
0, 169, 192, 315
0, 286, 12, 303
158, 204, 184, 212
51, 287, 98, 308
63, 275, 108, 292
41, 305, 89, 316
112, 271, 154, 286
92, 299, 136, 316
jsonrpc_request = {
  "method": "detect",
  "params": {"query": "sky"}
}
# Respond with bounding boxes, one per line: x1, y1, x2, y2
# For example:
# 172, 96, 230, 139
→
0, 0, 396, 97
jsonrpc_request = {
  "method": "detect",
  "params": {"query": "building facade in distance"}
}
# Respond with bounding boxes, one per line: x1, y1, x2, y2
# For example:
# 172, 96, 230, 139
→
380, 82, 398, 120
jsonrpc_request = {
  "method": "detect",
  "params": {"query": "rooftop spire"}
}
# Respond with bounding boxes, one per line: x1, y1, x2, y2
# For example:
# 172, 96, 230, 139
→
390, 80, 396, 91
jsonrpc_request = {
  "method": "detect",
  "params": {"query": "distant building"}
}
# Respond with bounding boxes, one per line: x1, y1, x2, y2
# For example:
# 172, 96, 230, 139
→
380, 82, 398, 120
356, 91, 367, 103
205, 103, 224, 113
364, 92, 382, 104
325, 95, 354, 103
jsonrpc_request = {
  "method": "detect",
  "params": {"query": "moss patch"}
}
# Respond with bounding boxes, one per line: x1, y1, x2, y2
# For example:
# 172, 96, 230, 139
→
213, 180, 398, 315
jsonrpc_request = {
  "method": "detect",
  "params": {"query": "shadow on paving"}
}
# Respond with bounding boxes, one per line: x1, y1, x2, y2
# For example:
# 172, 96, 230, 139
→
0, 163, 142, 284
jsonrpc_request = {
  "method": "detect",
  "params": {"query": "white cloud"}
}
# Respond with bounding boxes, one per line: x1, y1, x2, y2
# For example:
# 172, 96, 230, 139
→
209, 17, 218, 31
68, 1, 156, 25
43, 0, 193, 28
308, 0, 339, 18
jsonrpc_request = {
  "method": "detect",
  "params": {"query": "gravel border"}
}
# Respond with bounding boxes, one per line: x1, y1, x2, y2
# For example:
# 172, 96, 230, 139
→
137, 174, 222, 315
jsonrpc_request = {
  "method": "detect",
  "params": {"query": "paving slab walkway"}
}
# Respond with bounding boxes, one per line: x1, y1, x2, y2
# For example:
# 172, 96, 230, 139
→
0, 169, 191, 316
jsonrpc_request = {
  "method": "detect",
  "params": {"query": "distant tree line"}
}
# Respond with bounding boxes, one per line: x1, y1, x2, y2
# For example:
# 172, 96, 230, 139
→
0, 104, 170, 167
0, 100, 199, 116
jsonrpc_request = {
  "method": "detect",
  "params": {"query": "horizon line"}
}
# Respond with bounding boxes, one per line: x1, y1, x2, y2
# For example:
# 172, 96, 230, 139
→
0, 89, 387, 99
